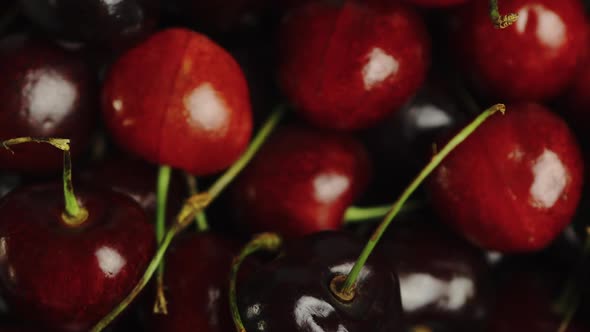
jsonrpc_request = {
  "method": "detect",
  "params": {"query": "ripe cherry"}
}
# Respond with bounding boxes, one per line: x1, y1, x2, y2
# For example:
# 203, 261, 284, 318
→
278, 0, 430, 130
236, 231, 405, 331
231, 126, 371, 237
452, 0, 588, 101
405, 0, 470, 7
427, 103, 584, 252
0, 35, 96, 173
102, 28, 253, 175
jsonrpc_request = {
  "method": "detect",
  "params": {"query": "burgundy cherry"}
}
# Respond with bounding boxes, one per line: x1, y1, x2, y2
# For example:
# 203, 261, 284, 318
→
231, 126, 371, 237
427, 103, 583, 252
102, 28, 253, 175
278, 0, 430, 130
452, 0, 588, 101
0, 35, 96, 173
0, 184, 155, 331
237, 231, 405, 331
150, 233, 235, 332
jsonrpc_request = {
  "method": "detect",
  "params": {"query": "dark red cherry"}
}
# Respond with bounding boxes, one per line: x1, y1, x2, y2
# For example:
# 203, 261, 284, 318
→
405, 0, 470, 7
0, 35, 96, 174
382, 215, 489, 329
278, 0, 430, 130
427, 103, 584, 252
237, 231, 405, 331
452, 0, 588, 101
18, 0, 159, 46
0, 183, 155, 331
231, 126, 371, 237
102, 28, 252, 175
150, 233, 235, 332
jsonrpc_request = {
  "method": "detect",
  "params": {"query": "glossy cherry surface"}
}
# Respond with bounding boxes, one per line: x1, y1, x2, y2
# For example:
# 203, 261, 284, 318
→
237, 231, 405, 331
278, 0, 430, 130
428, 103, 584, 252
18, 0, 159, 46
0, 183, 155, 331
102, 28, 252, 175
150, 233, 235, 332
452, 0, 588, 101
0, 35, 96, 173
231, 126, 371, 236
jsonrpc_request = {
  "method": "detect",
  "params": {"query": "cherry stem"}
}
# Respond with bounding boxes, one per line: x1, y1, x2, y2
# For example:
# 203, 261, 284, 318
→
336, 104, 506, 300
185, 173, 209, 232
229, 233, 283, 332
489, 0, 519, 29
344, 201, 422, 224
1, 137, 88, 226
153, 165, 172, 315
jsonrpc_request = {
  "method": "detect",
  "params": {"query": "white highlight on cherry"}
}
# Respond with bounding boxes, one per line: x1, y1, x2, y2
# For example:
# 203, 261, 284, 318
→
516, 5, 566, 49
530, 149, 567, 208
313, 173, 350, 204
362, 47, 398, 90
184, 83, 229, 132
399, 273, 475, 312
95, 246, 126, 278
294, 296, 348, 332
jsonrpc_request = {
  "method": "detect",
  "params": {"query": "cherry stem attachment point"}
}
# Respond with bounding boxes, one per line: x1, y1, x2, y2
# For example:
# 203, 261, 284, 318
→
335, 104, 506, 301
1, 137, 88, 226
185, 173, 209, 232
153, 165, 172, 315
230, 233, 282, 332
489, 0, 519, 29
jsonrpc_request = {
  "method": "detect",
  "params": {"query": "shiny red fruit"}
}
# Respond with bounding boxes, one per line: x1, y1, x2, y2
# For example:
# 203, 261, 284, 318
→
0, 35, 96, 174
278, 0, 430, 130
452, 0, 588, 101
428, 103, 583, 252
0, 184, 155, 331
231, 126, 371, 236
102, 28, 252, 175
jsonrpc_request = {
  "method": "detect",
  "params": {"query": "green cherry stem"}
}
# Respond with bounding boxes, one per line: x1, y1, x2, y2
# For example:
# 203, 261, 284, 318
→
230, 233, 283, 332
1, 137, 88, 225
335, 104, 506, 300
489, 0, 519, 29
343, 201, 422, 224
185, 173, 210, 232
153, 165, 172, 315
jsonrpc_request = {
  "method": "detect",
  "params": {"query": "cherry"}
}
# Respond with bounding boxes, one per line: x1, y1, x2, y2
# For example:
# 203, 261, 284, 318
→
0, 35, 96, 174
102, 28, 253, 176
236, 231, 405, 331
231, 126, 371, 236
405, 0, 470, 7
17, 0, 159, 46
451, 0, 588, 102
150, 233, 235, 332
427, 103, 584, 252
278, 0, 430, 130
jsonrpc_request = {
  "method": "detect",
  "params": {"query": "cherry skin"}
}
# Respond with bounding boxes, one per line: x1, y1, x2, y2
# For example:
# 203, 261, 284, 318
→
0, 35, 96, 174
150, 233, 235, 332
404, 0, 470, 7
102, 28, 253, 176
427, 103, 584, 252
278, 0, 430, 130
231, 126, 371, 237
0, 183, 155, 331
451, 0, 588, 102
237, 231, 405, 331
17, 0, 159, 46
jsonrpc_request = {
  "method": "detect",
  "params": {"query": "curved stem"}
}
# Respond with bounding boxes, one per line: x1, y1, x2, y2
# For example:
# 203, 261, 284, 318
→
1, 137, 87, 225
230, 233, 283, 332
344, 201, 422, 223
489, 0, 519, 29
336, 104, 506, 299
153, 165, 171, 314
185, 173, 209, 232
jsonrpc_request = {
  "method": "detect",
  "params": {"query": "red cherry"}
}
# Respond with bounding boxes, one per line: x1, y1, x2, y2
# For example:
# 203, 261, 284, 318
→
102, 28, 253, 175
231, 126, 371, 237
0, 35, 96, 174
278, 0, 430, 130
0, 184, 155, 331
405, 0, 470, 7
427, 103, 583, 252
452, 0, 588, 101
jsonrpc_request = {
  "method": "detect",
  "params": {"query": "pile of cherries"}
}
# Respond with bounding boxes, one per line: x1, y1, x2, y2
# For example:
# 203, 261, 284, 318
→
0, 0, 589, 331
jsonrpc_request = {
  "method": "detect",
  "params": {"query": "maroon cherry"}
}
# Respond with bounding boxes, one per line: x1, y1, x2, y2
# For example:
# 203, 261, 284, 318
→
452, 0, 588, 101
150, 233, 235, 332
102, 28, 253, 175
427, 103, 584, 252
0, 35, 96, 174
278, 0, 430, 130
231, 126, 371, 237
